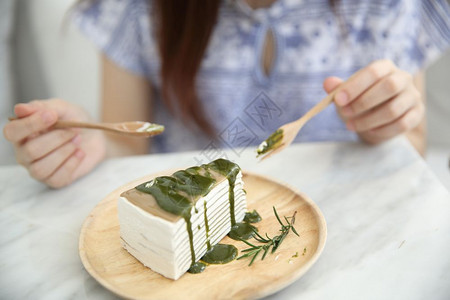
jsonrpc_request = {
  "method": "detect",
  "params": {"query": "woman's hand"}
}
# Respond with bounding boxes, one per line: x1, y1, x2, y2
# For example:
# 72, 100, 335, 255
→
323, 59, 424, 144
3, 99, 106, 188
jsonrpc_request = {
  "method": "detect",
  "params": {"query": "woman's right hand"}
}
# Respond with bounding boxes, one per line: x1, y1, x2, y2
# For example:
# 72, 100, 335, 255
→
3, 99, 106, 188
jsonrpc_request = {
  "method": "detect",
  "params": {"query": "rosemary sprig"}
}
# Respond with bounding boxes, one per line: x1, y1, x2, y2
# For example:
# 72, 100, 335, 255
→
237, 207, 299, 266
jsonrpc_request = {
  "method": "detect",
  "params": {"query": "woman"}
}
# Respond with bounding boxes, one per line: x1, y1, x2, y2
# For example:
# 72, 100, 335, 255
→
3, 0, 449, 188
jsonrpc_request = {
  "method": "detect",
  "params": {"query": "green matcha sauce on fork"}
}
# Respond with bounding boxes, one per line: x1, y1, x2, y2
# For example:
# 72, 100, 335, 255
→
256, 129, 284, 157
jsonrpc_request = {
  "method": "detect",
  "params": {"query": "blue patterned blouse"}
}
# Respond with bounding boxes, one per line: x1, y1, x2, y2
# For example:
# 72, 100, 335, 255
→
73, 0, 450, 154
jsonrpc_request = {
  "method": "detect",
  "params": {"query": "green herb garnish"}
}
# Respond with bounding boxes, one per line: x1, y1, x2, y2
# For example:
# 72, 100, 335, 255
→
237, 207, 299, 266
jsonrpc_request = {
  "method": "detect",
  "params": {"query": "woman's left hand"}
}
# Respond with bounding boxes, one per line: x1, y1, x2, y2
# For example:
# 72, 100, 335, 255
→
323, 59, 424, 144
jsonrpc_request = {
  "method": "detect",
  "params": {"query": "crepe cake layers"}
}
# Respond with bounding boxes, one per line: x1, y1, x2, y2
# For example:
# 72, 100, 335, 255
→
118, 159, 247, 280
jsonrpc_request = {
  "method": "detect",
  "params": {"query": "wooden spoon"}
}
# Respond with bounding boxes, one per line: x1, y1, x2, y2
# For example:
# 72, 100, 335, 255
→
8, 118, 164, 137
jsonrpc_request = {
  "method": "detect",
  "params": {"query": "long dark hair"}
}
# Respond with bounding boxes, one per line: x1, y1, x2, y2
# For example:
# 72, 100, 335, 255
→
154, 0, 220, 136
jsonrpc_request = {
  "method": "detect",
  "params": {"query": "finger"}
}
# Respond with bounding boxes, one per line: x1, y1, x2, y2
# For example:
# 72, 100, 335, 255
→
334, 59, 396, 106
27, 138, 80, 181
14, 101, 43, 118
46, 149, 85, 188
362, 103, 424, 141
3, 110, 58, 143
17, 130, 80, 165
323, 76, 343, 93
347, 89, 419, 132
39, 98, 80, 120
341, 70, 412, 117
15, 99, 76, 120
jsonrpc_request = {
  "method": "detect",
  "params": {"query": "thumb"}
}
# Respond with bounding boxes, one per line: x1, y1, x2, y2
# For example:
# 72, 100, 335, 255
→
323, 76, 344, 94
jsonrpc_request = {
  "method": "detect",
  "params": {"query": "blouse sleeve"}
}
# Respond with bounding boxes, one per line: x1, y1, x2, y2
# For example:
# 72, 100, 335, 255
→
72, 0, 152, 77
396, 0, 450, 73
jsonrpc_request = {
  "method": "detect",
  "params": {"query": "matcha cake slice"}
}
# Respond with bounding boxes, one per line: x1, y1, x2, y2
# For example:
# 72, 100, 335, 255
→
118, 159, 246, 280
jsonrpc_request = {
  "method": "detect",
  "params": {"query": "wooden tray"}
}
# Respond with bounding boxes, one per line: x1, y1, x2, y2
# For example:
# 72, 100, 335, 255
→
79, 171, 327, 300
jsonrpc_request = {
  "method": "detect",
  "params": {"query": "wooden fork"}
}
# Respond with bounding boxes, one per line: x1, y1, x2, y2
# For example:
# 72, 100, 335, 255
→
258, 90, 337, 161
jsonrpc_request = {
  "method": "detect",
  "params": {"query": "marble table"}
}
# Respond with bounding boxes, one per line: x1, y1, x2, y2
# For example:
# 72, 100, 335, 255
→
1, 137, 449, 300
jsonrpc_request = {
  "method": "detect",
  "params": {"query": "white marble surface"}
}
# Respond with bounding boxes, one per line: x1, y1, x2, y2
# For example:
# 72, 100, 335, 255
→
426, 146, 450, 192
1, 137, 450, 300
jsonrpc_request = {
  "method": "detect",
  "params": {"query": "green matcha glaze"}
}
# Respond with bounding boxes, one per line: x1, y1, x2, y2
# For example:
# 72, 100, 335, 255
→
135, 158, 241, 269
172, 170, 216, 197
228, 222, 257, 240
203, 200, 211, 250
206, 159, 240, 226
206, 158, 240, 180
256, 129, 284, 157
187, 262, 207, 274
201, 244, 238, 264
136, 176, 193, 216
185, 212, 196, 264
243, 210, 262, 223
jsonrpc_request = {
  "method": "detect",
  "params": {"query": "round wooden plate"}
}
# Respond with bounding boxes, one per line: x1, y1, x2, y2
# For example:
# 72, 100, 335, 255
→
79, 171, 327, 300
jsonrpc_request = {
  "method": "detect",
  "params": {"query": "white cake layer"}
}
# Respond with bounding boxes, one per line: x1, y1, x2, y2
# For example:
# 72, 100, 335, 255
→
172, 187, 245, 243
119, 186, 246, 279
120, 178, 244, 251
174, 193, 246, 247
119, 184, 246, 276
118, 171, 246, 280
173, 193, 246, 268
119, 192, 246, 271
